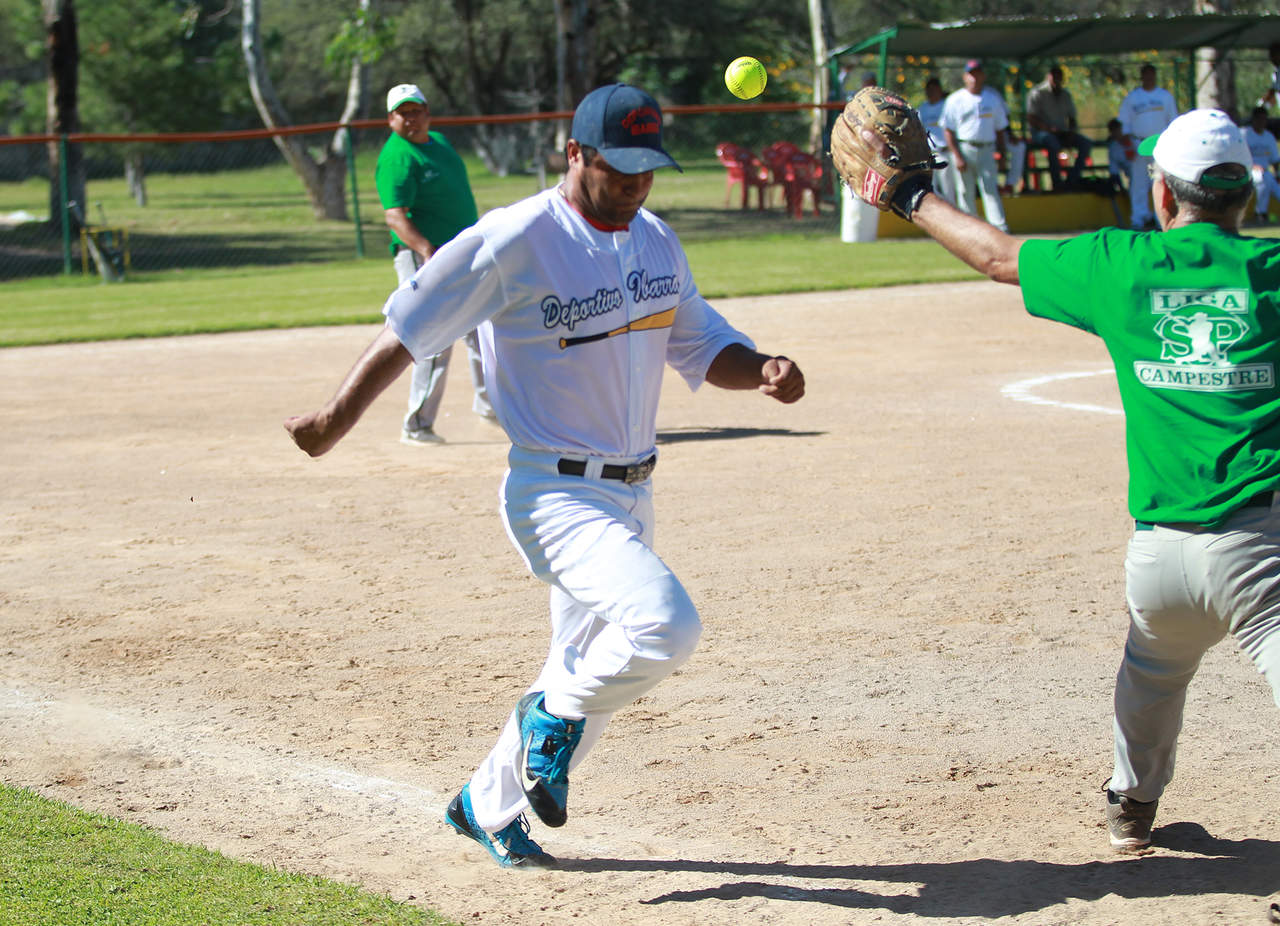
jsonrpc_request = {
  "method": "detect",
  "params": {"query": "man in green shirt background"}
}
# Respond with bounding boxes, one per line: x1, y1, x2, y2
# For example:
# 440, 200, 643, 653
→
376, 83, 491, 444
854, 107, 1280, 853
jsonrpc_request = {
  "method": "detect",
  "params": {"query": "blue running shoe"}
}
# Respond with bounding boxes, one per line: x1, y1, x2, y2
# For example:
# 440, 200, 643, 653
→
445, 784, 555, 869
516, 692, 583, 828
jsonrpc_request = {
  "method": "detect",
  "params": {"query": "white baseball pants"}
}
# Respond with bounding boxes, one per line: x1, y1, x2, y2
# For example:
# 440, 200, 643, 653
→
393, 248, 491, 430
467, 446, 702, 831
1252, 165, 1280, 215
1129, 153, 1155, 228
1111, 503, 1280, 803
954, 141, 1008, 232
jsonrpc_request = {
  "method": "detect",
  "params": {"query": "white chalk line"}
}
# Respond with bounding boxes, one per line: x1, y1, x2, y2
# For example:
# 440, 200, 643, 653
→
0, 683, 611, 857
1001, 368, 1121, 416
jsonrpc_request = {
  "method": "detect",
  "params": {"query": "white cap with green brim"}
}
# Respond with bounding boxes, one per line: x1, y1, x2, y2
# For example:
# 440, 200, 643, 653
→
1138, 109, 1252, 190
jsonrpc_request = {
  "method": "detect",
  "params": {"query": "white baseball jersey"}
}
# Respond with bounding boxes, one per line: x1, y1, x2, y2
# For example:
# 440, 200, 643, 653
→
1245, 125, 1280, 167
382, 187, 750, 459
940, 86, 1008, 143
917, 98, 947, 149
1118, 86, 1178, 140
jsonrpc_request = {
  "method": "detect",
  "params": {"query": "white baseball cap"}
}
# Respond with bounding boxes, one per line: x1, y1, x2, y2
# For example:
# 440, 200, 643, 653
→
1139, 109, 1252, 190
386, 84, 427, 113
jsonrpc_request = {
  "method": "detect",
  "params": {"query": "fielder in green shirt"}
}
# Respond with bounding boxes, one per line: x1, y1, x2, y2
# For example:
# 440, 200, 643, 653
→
864, 107, 1280, 853
376, 83, 490, 444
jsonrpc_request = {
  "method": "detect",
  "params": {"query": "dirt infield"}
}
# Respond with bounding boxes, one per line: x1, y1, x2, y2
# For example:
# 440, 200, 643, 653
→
2, 281, 1278, 925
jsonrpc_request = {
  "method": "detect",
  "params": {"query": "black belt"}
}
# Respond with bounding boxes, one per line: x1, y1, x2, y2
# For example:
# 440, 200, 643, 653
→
1135, 490, 1275, 531
959, 139, 993, 146
557, 454, 656, 484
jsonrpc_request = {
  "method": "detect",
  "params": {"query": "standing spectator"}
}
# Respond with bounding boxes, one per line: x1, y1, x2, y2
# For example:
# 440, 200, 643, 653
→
1118, 64, 1179, 230
1258, 42, 1280, 130
376, 83, 492, 445
1026, 65, 1094, 191
1245, 105, 1280, 224
917, 77, 956, 204
1106, 117, 1137, 195
941, 59, 1009, 231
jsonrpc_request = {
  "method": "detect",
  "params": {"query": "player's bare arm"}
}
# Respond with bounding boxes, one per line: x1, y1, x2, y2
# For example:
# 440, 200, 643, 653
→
852, 122, 1021, 285
705, 342, 805, 403
912, 192, 1021, 285
383, 207, 436, 261
285, 328, 414, 457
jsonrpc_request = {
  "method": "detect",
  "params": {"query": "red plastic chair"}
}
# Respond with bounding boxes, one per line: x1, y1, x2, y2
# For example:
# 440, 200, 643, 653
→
761, 141, 800, 209
715, 142, 769, 210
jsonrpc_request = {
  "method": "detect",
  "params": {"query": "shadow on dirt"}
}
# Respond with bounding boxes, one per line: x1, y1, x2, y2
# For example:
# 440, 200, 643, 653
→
560, 824, 1280, 919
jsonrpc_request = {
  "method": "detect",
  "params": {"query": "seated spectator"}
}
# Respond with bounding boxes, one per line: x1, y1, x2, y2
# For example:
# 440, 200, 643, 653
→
1105, 117, 1136, 194
1245, 105, 1280, 224
917, 76, 956, 204
1026, 65, 1094, 190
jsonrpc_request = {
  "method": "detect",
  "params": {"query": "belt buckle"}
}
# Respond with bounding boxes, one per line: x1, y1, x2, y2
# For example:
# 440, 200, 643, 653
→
623, 456, 656, 484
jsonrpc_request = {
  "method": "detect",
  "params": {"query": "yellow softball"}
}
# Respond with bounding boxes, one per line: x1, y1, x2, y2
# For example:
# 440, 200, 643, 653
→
725, 56, 767, 100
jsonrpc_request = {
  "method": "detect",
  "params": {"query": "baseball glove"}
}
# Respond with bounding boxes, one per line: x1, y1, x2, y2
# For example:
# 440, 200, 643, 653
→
830, 86, 944, 221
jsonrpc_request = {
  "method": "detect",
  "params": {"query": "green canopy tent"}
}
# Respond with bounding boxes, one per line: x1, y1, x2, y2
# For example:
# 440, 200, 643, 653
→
831, 12, 1280, 114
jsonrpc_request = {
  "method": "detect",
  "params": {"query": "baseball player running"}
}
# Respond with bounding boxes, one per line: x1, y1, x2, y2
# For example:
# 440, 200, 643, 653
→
838, 106, 1280, 851
285, 83, 805, 868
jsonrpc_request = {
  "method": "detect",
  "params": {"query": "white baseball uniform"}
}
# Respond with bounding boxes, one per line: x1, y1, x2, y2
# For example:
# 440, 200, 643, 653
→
941, 85, 1009, 231
1118, 85, 1178, 228
1245, 124, 1280, 216
382, 186, 751, 832
917, 97, 956, 204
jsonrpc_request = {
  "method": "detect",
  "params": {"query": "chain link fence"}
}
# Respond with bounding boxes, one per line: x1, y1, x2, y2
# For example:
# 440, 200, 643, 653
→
0, 103, 827, 283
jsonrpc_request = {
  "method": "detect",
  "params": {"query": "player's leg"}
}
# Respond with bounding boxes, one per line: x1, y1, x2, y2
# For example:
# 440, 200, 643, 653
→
1217, 506, 1280, 708
402, 345, 453, 440
1112, 527, 1229, 803
954, 144, 979, 216
462, 329, 494, 420
464, 449, 700, 835
392, 247, 454, 442
976, 147, 1008, 232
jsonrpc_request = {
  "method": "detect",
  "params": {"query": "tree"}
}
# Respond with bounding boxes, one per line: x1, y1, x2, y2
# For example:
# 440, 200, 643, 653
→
44, 0, 84, 233
241, 0, 375, 220
78, 0, 244, 205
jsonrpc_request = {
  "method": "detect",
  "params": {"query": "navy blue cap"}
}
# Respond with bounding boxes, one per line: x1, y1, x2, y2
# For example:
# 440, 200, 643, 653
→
570, 84, 682, 174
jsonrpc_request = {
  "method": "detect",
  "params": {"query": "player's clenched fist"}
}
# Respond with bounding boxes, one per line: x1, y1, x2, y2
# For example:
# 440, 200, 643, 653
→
760, 355, 804, 403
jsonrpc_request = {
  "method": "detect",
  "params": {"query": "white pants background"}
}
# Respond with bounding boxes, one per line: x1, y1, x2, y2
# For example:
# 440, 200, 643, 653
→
1113, 503, 1280, 803
954, 140, 1008, 231
1129, 152, 1155, 228
393, 247, 491, 430
468, 446, 702, 831
1252, 164, 1280, 215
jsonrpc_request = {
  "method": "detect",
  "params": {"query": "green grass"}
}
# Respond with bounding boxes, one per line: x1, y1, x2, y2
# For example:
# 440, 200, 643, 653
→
0, 785, 454, 926
0, 234, 979, 347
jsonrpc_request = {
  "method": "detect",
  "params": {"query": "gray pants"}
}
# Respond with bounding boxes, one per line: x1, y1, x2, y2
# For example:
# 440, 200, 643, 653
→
393, 248, 492, 432
1112, 502, 1280, 802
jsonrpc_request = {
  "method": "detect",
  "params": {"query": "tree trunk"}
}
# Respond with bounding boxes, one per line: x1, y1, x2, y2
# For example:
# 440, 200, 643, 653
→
1194, 0, 1238, 117
44, 0, 85, 233
807, 0, 831, 153
125, 151, 147, 207
241, 0, 352, 221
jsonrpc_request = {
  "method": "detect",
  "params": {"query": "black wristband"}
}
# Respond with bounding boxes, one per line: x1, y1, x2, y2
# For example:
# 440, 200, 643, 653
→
889, 174, 933, 222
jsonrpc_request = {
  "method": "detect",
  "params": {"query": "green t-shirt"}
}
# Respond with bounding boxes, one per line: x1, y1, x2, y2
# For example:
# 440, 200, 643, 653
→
374, 130, 478, 257
1019, 223, 1280, 524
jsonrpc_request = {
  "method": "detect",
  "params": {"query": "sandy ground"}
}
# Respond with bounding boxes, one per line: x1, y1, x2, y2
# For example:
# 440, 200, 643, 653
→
2, 281, 1278, 925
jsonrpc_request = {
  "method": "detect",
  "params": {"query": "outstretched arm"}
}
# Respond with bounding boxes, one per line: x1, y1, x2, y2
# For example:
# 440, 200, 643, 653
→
705, 343, 805, 404
912, 192, 1022, 284
284, 327, 414, 457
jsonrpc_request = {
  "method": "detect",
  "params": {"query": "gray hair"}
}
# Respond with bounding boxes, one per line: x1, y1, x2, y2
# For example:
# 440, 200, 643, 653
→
1159, 164, 1253, 213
